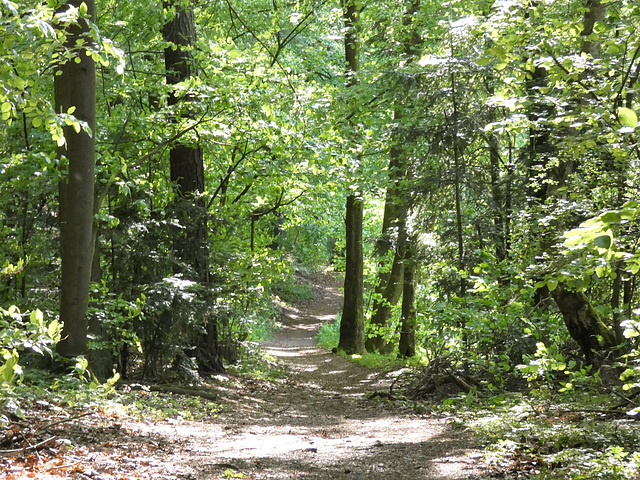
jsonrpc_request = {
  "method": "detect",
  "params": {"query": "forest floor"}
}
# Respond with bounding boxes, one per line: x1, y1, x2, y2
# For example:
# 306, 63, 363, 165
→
1, 271, 489, 480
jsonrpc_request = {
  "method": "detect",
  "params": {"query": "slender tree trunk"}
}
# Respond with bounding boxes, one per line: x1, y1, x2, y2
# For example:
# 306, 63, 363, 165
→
339, 195, 365, 354
450, 69, 466, 300
366, 219, 407, 353
487, 132, 505, 262
611, 265, 624, 345
366, 140, 407, 352
398, 237, 416, 358
337, 0, 365, 355
56, 0, 96, 359
504, 139, 513, 256
365, 0, 421, 353
88, 228, 114, 378
163, 1, 208, 280
164, 0, 223, 372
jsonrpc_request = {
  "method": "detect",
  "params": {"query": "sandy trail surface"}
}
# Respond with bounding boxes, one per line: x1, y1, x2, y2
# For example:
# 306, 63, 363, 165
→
167, 271, 488, 480
2, 272, 490, 480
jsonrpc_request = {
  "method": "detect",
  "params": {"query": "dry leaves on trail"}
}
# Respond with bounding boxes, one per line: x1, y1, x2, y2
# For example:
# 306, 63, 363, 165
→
0, 405, 188, 480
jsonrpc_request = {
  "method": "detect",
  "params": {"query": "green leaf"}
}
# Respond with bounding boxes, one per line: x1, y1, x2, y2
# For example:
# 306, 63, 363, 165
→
79, 2, 88, 16
618, 107, 638, 128
593, 235, 612, 249
547, 279, 558, 292
600, 212, 621, 225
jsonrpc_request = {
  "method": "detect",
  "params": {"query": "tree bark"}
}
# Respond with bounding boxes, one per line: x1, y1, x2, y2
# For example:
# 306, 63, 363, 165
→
487, 131, 506, 262
163, 0, 207, 278
398, 237, 416, 358
551, 285, 617, 363
366, 217, 407, 353
337, 0, 365, 355
365, 0, 420, 353
528, 0, 617, 363
56, 0, 96, 359
164, 0, 223, 372
339, 195, 365, 354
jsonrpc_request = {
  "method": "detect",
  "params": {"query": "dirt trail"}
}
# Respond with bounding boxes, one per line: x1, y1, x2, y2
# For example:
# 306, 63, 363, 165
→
168, 272, 487, 479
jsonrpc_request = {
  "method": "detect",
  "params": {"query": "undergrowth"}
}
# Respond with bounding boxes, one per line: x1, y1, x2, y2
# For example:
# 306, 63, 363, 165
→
317, 313, 341, 350
456, 391, 640, 479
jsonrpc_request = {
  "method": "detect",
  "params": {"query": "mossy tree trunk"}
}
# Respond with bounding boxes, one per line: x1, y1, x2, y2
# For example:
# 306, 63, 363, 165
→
365, 0, 421, 353
337, 0, 365, 355
528, 0, 618, 363
339, 194, 365, 354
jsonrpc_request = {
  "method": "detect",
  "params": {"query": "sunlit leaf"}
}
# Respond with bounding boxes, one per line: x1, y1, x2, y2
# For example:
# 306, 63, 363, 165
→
618, 107, 638, 128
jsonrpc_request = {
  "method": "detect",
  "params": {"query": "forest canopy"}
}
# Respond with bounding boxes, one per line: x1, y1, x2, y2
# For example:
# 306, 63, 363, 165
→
1, 0, 640, 462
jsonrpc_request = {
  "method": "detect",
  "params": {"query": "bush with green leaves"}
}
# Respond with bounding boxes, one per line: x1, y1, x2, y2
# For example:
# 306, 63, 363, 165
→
0, 306, 61, 386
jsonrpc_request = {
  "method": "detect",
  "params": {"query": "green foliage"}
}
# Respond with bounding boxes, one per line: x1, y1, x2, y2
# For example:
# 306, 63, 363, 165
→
317, 313, 341, 350
348, 351, 410, 370
272, 273, 313, 304
222, 469, 247, 479
0, 307, 61, 388
87, 282, 144, 358
466, 394, 640, 480
225, 342, 287, 381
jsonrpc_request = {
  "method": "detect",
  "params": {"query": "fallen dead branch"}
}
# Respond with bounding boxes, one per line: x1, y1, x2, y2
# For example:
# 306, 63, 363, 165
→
40, 411, 95, 432
0, 435, 56, 454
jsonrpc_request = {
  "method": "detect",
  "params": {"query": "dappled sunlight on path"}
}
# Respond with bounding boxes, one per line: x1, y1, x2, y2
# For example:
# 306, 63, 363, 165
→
154, 271, 489, 480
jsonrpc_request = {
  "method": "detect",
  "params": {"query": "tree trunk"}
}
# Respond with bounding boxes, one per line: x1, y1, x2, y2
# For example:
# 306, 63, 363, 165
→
56, 0, 96, 359
398, 237, 416, 358
339, 194, 365, 354
487, 131, 506, 262
365, 0, 420, 353
366, 217, 407, 353
163, 0, 207, 276
528, 0, 617, 363
551, 285, 617, 363
337, 0, 365, 355
163, 0, 223, 372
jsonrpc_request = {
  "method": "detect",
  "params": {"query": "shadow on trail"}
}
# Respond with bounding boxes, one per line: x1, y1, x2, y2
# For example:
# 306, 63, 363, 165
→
178, 271, 487, 479
191, 428, 482, 480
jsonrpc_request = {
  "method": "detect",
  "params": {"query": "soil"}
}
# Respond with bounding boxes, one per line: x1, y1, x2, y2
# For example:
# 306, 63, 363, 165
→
1, 271, 489, 480
173, 271, 488, 480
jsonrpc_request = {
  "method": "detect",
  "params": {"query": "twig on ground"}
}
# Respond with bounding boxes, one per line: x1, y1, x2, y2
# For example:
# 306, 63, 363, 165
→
259, 394, 293, 415
0, 436, 56, 454
40, 411, 95, 432
46, 460, 82, 472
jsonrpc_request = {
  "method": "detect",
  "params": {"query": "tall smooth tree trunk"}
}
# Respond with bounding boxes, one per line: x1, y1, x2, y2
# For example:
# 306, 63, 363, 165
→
163, 0, 207, 280
487, 131, 506, 262
164, 0, 223, 372
339, 195, 365, 354
365, 131, 407, 353
337, 0, 365, 355
398, 237, 416, 358
56, 0, 96, 359
365, 0, 420, 353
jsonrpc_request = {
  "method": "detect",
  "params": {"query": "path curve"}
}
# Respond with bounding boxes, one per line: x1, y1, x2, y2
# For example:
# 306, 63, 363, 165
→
172, 272, 487, 479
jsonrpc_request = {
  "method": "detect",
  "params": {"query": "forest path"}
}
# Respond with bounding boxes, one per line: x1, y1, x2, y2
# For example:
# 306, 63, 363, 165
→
171, 271, 487, 480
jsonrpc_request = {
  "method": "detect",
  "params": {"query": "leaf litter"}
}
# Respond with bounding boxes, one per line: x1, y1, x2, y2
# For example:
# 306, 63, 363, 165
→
1, 272, 489, 480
